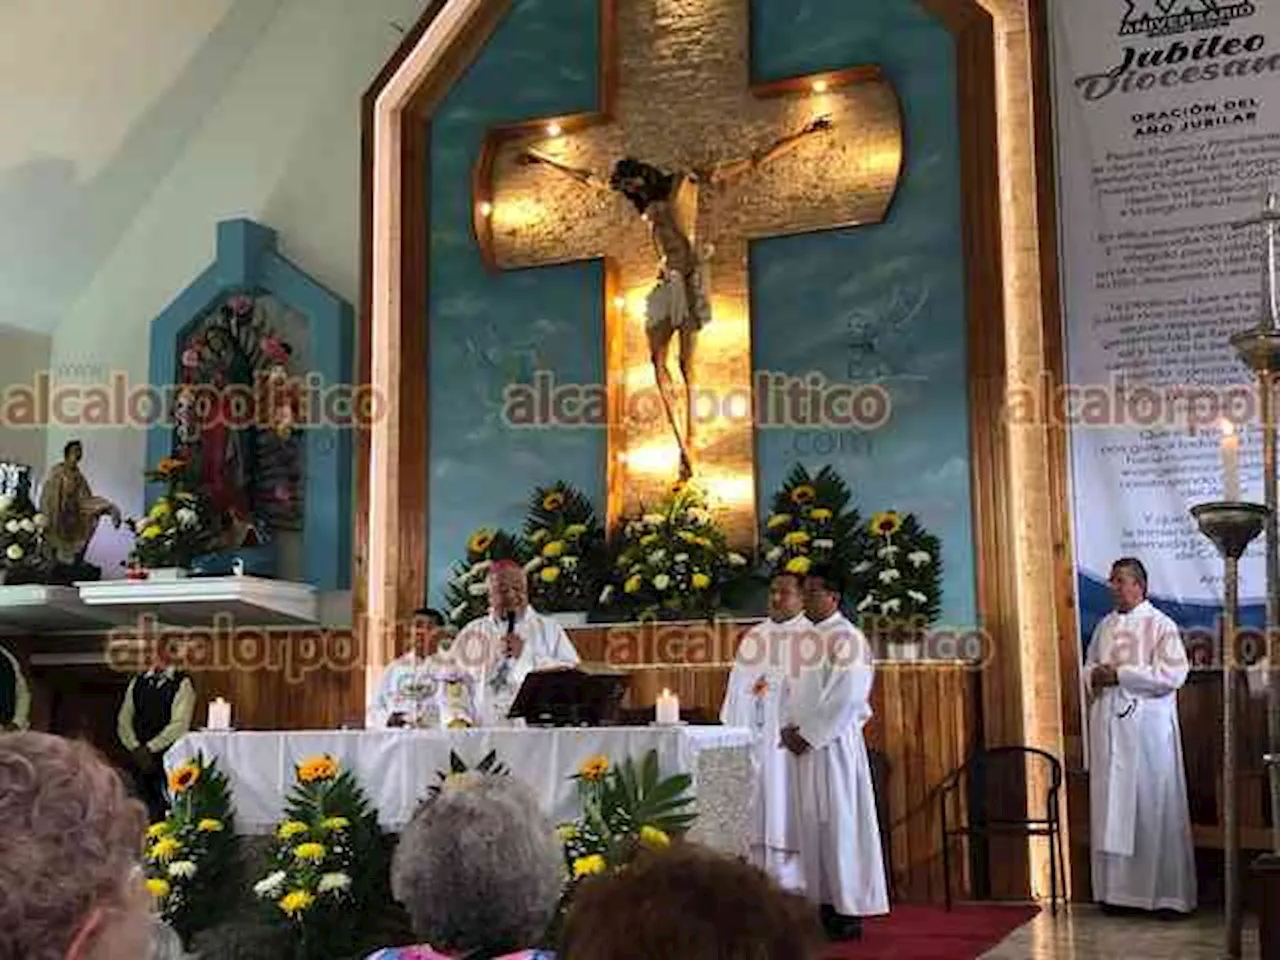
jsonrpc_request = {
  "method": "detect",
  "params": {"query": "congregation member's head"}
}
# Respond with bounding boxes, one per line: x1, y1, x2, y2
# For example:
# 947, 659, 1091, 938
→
488, 559, 529, 618
560, 843, 824, 959
0, 732, 151, 960
1108, 557, 1147, 612
410, 607, 450, 657
386, 775, 562, 958
767, 572, 804, 622
801, 565, 844, 623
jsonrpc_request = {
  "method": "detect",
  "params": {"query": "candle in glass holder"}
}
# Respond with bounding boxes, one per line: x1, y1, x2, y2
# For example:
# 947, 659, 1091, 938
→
655, 688, 680, 725
207, 697, 232, 730
1221, 419, 1241, 501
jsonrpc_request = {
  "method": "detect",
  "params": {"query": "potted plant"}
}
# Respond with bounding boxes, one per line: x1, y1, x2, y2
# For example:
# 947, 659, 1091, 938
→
0, 486, 48, 586
124, 456, 216, 578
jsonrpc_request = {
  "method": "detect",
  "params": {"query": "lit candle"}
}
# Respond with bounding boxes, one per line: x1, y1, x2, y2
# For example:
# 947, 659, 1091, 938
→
207, 697, 232, 731
1222, 419, 1241, 501
655, 688, 679, 725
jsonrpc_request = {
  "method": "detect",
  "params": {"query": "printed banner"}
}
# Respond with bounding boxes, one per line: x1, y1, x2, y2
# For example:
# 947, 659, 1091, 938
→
1048, 0, 1280, 643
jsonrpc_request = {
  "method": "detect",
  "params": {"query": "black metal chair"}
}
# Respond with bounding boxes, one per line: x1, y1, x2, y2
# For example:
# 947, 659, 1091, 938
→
939, 745, 1066, 914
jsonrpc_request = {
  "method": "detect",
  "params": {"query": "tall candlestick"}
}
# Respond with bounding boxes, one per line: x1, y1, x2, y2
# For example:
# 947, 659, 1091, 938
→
1222, 419, 1242, 501
655, 688, 679, 725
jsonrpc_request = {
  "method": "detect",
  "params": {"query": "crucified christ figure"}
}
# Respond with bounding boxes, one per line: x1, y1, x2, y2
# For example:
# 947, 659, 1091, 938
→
519, 114, 833, 481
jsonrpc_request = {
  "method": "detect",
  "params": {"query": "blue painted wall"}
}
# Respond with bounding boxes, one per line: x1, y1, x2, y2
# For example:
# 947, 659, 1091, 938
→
750, 0, 976, 628
427, 0, 606, 605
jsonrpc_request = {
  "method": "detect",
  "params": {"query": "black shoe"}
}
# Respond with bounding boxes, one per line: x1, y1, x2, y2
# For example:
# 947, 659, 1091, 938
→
821, 909, 862, 942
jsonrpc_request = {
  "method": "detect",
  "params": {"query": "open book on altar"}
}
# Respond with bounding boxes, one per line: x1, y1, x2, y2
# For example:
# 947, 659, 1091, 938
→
508, 663, 630, 727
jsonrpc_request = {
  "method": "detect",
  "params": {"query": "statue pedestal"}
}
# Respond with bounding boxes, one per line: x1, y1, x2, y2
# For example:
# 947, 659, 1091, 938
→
0, 585, 114, 634
1253, 853, 1280, 960
77, 575, 318, 626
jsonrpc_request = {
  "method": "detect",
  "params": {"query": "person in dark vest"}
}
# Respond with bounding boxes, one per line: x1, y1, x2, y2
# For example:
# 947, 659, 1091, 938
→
0, 643, 31, 731
116, 648, 195, 822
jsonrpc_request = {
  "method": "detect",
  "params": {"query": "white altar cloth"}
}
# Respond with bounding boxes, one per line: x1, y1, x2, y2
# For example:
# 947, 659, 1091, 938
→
166, 726, 753, 852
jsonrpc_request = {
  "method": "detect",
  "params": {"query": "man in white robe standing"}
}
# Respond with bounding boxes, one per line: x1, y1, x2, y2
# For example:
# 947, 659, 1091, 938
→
781, 565, 889, 940
1084, 556, 1196, 914
720, 571, 808, 889
453, 559, 581, 725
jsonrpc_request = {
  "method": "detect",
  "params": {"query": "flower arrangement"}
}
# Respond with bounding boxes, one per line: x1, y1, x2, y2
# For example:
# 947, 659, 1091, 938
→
602, 482, 748, 621
125, 456, 216, 570
143, 753, 241, 943
254, 754, 388, 960
850, 510, 943, 638
0, 488, 47, 584
522, 482, 604, 613
760, 465, 865, 582
557, 749, 696, 888
443, 527, 525, 627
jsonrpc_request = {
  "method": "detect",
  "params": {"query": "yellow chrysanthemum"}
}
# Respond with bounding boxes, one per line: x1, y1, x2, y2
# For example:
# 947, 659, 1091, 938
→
540, 565, 561, 583
167, 764, 200, 795
677, 530, 698, 543
766, 513, 792, 530
870, 511, 903, 537
809, 507, 833, 521
572, 854, 607, 878
785, 555, 812, 576
146, 878, 171, 899
320, 816, 350, 833
542, 491, 566, 511
148, 837, 181, 863
146, 821, 172, 840
691, 572, 711, 590
197, 818, 225, 833
639, 533, 659, 546
565, 523, 587, 538
149, 500, 171, 518
277, 820, 309, 841
579, 755, 609, 781
293, 842, 326, 864
141, 525, 163, 540
467, 529, 495, 555
639, 825, 671, 849
624, 574, 643, 594
783, 530, 811, 547
296, 755, 338, 784
542, 540, 565, 559
278, 889, 315, 918
557, 823, 579, 842
790, 485, 817, 505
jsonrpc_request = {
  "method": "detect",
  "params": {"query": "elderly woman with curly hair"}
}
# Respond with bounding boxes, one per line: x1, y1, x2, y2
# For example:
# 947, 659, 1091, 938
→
365, 774, 561, 960
0, 732, 153, 960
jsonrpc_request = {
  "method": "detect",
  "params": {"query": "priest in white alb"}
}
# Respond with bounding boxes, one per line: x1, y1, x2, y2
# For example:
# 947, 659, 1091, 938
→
1084, 556, 1195, 914
781, 565, 888, 941
453, 559, 581, 725
719, 571, 808, 889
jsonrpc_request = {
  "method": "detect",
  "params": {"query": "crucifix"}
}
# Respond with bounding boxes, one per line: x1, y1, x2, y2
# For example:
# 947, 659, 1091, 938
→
474, 0, 903, 544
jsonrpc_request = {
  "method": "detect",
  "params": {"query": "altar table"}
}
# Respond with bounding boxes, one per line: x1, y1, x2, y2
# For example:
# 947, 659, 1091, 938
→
166, 725, 753, 856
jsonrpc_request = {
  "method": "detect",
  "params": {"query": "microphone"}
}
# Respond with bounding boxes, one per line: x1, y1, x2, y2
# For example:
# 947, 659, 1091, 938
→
492, 610, 518, 692
505, 610, 517, 635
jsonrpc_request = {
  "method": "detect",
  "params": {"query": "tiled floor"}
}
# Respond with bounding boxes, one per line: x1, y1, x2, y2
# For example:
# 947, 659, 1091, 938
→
982, 906, 1260, 958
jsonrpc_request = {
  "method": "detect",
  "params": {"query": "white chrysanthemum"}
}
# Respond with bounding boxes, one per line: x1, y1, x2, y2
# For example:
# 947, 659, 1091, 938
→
877, 545, 900, 559
648, 550, 666, 564
812, 539, 834, 550
653, 574, 671, 591
853, 560, 872, 574
599, 585, 614, 604
467, 582, 487, 596
907, 589, 929, 604
0, 495, 12, 513
728, 552, 747, 567
254, 870, 287, 899
4, 519, 18, 534
523, 557, 544, 573
175, 508, 198, 528
857, 593, 877, 612
18, 518, 34, 533
625, 521, 641, 538
562, 556, 578, 569
765, 547, 783, 563
6, 544, 23, 562
878, 568, 901, 584
674, 553, 689, 563
472, 559, 492, 576
449, 602, 468, 621
168, 860, 197, 880
907, 550, 932, 567
32, 513, 45, 529
642, 513, 665, 526
880, 598, 902, 614
317, 872, 352, 895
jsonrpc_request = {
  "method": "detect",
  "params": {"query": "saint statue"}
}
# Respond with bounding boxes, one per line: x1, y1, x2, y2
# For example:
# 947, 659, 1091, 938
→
520, 114, 833, 479
39, 440, 121, 580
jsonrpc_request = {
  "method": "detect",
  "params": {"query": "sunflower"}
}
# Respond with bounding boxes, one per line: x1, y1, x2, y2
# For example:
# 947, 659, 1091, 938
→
573, 854, 607, 878
297, 755, 338, 783
168, 764, 200, 795
278, 890, 315, 918
870, 511, 903, 537
790, 484, 817, 505
579, 755, 609, 781
542, 491, 566, 511
467, 529, 496, 555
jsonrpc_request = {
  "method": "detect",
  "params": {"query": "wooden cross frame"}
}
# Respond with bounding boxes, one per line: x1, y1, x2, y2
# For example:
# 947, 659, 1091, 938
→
473, 0, 903, 545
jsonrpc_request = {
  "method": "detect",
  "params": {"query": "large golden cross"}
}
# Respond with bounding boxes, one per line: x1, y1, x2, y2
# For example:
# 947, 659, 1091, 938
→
475, 0, 902, 545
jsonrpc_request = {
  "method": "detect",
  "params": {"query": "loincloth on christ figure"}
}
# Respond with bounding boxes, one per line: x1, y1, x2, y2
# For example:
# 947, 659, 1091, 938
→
645, 260, 711, 333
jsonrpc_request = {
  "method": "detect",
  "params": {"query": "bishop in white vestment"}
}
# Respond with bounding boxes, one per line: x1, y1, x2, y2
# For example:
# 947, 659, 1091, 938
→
781, 567, 889, 940
453, 560, 580, 726
1084, 557, 1196, 914
719, 572, 808, 889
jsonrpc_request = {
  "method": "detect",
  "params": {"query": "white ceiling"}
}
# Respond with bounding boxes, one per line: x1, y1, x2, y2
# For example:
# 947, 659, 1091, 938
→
0, 0, 260, 333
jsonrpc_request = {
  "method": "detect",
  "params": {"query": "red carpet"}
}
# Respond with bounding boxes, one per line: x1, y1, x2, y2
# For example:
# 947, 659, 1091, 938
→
823, 904, 1041, 959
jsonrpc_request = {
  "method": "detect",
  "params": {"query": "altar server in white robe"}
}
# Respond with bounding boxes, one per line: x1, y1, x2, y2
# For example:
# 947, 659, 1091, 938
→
781, 565, 888, 941
1084, 557, 1196, 914
719, 571, 808, 888
367, 608, 453, 728
453, 559, 580, 725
